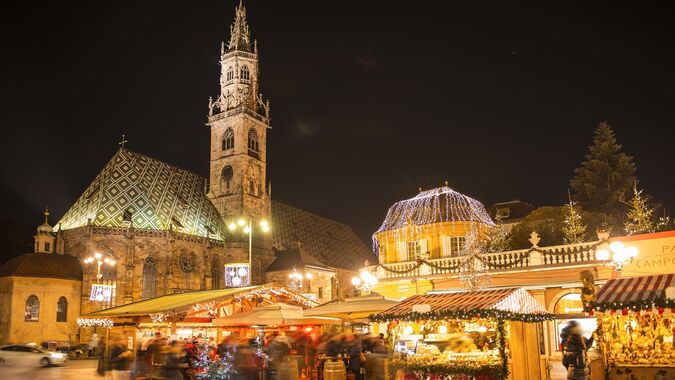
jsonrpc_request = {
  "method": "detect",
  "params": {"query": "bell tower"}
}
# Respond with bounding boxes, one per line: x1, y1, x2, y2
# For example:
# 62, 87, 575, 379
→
207, 0, 271, 222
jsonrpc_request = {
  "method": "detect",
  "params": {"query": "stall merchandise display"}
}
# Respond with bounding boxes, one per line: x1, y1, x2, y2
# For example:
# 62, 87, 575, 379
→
387, 318, 509, 380
599, 313, 675, 367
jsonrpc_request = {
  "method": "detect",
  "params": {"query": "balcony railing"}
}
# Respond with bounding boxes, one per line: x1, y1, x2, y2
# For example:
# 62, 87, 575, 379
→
369, 240, 603, 280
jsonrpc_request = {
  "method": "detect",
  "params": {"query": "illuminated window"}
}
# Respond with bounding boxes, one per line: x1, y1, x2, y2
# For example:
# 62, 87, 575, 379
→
248, 128, 259, 156
222, 128, 234, 150
226, 67, 234, 81
56, 297, 67, 322
240, 66, 250, 82
407, 241, 422, 261
225, 264, 250, 287
442, 236, 466, 257
25, 295, 39, 322
221, 166, 233, 191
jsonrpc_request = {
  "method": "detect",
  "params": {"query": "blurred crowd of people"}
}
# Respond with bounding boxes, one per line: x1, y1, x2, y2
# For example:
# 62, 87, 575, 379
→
97, 330, 390, 380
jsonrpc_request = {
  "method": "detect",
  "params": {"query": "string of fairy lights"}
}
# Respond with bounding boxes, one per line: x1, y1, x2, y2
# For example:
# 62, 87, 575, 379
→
372, 186, 495, 256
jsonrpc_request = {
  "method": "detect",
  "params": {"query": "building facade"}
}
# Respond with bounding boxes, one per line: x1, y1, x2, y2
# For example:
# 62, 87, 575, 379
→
46, 1, 374, 337
361, 186, 675, 360
0, 212, 82, 345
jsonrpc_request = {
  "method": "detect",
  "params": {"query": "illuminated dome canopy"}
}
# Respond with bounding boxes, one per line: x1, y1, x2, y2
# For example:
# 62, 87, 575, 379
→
375, 186, 494, 235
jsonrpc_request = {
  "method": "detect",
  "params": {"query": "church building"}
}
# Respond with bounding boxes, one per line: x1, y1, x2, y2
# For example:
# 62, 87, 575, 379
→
43, 1, 373, 324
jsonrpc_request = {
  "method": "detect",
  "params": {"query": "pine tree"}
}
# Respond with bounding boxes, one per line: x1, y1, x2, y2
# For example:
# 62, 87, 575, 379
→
570, 121, 637, 228
562, 199, 587, 244
624, 184, 655, 235
486, 215, 510, 252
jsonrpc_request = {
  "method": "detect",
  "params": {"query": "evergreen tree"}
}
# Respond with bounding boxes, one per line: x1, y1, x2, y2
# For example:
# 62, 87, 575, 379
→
624, 184, 655, 235
562, 199, 587, 244
486, 215, 510, 252
570, 121, 637, 228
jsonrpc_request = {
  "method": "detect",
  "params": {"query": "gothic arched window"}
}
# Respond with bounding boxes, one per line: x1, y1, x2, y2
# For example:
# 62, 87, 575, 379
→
248, 128, 259, 157
249, 180, 256, 196
25, 295, 39, 322
222, 128, 234, 151
226, 67, 234, 82
240, 66, 250, 82
221, 165, 234, 192
211, 258, 222, 290
56, 297, 67, 322
142, 256, 157, 300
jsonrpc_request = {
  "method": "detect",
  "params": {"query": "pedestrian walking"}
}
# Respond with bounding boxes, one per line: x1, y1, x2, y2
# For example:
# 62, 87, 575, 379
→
562, 321, 594, 380
110, 336, 133, 380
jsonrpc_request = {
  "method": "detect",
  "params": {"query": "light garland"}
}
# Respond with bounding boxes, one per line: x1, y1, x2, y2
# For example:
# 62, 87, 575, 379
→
370, 308, 554, 323
150, 312, 175, 323
372, 186, 494, 256
77, 317, 114, 329
458, 231, 491, 292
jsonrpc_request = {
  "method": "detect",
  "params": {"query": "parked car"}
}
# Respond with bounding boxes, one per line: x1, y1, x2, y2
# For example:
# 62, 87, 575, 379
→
0, 344, 67, 366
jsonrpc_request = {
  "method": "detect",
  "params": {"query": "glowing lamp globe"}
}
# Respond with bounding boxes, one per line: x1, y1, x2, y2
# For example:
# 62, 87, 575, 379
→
609, 241, 624, 254
232, 276, 242, 286
95, 294, 104, 302
237, 267, 248, 277
305, 272, 313, 280
625, 246, 638, 258
595, 249, 610, 261
351, 277, 361, 286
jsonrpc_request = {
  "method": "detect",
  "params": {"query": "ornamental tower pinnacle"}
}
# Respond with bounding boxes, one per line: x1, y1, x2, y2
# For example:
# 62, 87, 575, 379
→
207, 0, 271, 224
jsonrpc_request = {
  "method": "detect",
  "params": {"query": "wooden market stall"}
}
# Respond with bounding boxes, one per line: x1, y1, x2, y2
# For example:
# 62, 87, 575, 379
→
77, 283, 318, 348
588, 273, 675, 379
370, 288, 553, 380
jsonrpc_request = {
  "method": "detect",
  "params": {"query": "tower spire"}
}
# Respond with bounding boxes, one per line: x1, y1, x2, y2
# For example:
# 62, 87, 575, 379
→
228, 0, 251, 52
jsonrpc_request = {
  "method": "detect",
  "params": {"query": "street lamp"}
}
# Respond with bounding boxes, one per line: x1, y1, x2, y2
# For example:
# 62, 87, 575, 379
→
351, 269, 378, 295
83, 251, 116, 282
595, 240, 638, 276
288, 268, 314, 292
227, 217, 270, 286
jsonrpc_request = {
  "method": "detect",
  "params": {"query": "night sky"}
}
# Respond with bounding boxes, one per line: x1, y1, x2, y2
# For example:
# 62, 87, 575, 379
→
1, 1, 674, 260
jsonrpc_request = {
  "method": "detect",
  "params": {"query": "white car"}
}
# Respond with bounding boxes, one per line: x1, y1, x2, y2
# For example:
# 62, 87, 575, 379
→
0, 344, 67, 366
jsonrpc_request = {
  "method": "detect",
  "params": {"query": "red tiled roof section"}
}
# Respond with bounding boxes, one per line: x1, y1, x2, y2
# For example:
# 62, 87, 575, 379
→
272, 202, 376, 271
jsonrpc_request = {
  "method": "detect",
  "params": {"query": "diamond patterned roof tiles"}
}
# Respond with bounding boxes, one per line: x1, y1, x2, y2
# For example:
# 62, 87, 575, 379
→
271, 202, 376, 271
57, 149, 226, 240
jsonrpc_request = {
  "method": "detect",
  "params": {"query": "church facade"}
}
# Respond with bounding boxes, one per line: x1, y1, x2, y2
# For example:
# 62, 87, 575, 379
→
49, 1, 374, 322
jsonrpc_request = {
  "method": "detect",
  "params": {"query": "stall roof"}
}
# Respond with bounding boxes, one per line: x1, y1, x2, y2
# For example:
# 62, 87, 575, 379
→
212, 303, 341, 327
592, 273, 675, 311
304, 293, 399, 320
372, 288, 552, 322
83, 283, 317, 318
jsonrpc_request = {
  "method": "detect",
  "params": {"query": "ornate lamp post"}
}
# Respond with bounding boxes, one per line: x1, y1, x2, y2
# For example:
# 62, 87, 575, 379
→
83, 251, 116, 303
351, 269, 378, 295
227, 217, 270, 286
83, 251, 116, 282
595, 241, 638, 277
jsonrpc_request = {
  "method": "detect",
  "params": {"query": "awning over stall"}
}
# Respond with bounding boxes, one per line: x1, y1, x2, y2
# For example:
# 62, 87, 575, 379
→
371, 288, 552, 322
304, 292, 399, 321
591, 273, 675, 312
83, 283, 317, 318
212, 303, 341, 326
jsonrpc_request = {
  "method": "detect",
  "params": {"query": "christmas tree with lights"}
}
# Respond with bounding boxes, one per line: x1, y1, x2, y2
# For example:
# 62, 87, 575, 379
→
624, 184, 655, 235
486, 215, 510, 253
562, 194, 587, 244
192, 344, 235, 380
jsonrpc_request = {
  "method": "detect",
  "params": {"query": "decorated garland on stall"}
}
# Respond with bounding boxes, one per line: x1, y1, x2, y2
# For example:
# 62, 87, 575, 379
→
369, 308, 555, 324
586, 297, 675, 313
388, 360, 505, 380
496, 319, 509, 379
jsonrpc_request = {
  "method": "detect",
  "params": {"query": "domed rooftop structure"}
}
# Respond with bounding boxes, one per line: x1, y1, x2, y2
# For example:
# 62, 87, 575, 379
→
36, 208, 53, 234
0, 253, 82, 281
375, 186, 494, 235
